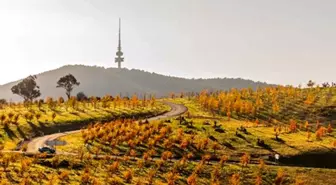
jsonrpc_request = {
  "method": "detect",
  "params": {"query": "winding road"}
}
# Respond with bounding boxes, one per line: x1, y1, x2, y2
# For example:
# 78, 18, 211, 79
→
4, 101, 329, 170
4, 102, 290, 168
26, 101, 188, 153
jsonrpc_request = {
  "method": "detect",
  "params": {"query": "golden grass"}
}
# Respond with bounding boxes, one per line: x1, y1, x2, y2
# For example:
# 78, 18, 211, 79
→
0, 101, 170, 150
0, 152, 335, 185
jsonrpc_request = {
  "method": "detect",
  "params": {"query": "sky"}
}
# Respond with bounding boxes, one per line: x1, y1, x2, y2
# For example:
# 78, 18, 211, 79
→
0, 0, 335, 86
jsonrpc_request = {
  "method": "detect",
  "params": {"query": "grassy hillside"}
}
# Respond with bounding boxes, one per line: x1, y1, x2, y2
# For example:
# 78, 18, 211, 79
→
0, 85, 335, 184
0, 65, 271, 101
0, 152, 335, 185
57, 113, 336, 184
0, 97, 169, 150
188, 86, 336, 124
0, 84, 334, 184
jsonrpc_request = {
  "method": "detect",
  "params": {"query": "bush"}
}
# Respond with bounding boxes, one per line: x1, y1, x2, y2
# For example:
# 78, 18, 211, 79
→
77, 92, 88, 101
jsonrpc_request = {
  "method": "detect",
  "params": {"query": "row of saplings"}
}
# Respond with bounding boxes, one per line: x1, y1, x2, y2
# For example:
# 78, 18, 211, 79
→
235, 119, 335, 148
0, 140, 306, 185
0, 96, 158, 126
0, 111, 57, 126
78, 119, 306, 184
81, 119, 228, 160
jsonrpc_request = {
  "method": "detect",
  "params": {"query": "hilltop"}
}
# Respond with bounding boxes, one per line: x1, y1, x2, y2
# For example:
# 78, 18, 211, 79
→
0, 65, 271, 101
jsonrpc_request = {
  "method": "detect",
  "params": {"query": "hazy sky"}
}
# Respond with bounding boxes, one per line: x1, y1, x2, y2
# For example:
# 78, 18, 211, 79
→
0, 0, 335, 85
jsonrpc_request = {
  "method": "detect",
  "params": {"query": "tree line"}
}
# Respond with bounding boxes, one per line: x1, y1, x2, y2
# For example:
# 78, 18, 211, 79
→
10, 74, 80, 103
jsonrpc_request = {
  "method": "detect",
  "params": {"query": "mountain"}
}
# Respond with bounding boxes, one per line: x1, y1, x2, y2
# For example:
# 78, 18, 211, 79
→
0, 65, 273, 101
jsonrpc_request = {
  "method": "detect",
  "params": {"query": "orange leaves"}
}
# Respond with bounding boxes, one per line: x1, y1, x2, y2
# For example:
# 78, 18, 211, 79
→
289, 119, 298, 133
187, 152, 194, 160
259, 159, 265, 171
180, 138, 189, 150
131, 94, 139, 107
304, 121, 309, 131
316, 120, 320, 130
233, 100, 242, 113
194, 162, 204, 175
230, 173, 240, 185
211, 166, 221, 184
187, 173, 197, 185
199, 90, 208, 106
123, 169, 133, 183
255, 119, 259, 126
166, 172, 178, 185
211, 142, 221, 154
332, 140, 336, 148
274, 126, 282, 140
240, 153, 250, 167
137, 159, 144, 169
316, 126, 327, 140
108, 161, 119, 173
81, 169, 91, 184
256, 175, 262, 185
211, 99, 219, 111
20, 158, 32, 174
161, 151, 173, 161
272, 102, 280, 114
327, 123, 333, 134
143, 152, 150, 161
202, 154, 212, 163
304, 93, 315, 106
255, 97, 263, 109
226, 111, 231, 121
307, 131, 312, 141
275, 168, 285, 185
163, 139, 173, 150
294, 176, 305, 185
219, 155, 229, 167
201, 138, 210, 150
58, 171, 70, 182
159, 127, 168, 136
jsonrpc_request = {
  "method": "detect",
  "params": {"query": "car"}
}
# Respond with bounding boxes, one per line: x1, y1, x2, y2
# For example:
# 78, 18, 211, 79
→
38, 146, 56, 154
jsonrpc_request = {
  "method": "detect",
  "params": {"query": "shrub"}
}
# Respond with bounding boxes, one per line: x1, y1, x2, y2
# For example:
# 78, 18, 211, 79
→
327, 123, 333, 134
187, 173, 197, 185
58, 171, 70, 182
124, 170, 133, 183
275, 168, 285, 185
230, 173, 240, 185
240, 153, 250, 167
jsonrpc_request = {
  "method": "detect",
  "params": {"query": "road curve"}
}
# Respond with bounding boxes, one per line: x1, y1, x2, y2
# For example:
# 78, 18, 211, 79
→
26, 101, 187, 153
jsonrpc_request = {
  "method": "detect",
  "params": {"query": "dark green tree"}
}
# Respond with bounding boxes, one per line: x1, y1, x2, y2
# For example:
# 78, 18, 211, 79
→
11, 75, 41, 102
56, 74, 80, 100
76, 92, 88, 101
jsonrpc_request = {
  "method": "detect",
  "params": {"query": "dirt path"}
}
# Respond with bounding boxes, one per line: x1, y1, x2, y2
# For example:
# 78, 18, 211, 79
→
26, 102, 187, 153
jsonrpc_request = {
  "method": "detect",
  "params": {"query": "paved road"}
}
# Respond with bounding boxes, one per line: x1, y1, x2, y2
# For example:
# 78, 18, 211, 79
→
26, 101, 187, 153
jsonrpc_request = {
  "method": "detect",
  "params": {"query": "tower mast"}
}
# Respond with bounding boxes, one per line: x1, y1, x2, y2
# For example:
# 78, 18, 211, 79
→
115, 18, 124, 68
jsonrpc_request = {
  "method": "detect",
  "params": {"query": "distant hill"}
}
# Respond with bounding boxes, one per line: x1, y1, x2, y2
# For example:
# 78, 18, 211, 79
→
0, 65, 273, 101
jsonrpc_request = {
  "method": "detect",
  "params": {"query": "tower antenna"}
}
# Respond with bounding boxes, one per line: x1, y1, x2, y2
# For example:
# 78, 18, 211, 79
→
115, 18, 124, 68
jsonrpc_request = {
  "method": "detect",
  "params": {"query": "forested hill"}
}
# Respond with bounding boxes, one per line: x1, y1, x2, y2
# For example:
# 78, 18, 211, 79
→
0, 65, 272, 101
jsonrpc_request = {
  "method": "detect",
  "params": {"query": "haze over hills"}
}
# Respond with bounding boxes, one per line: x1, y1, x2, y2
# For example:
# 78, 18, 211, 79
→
0, 65, 272, 102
